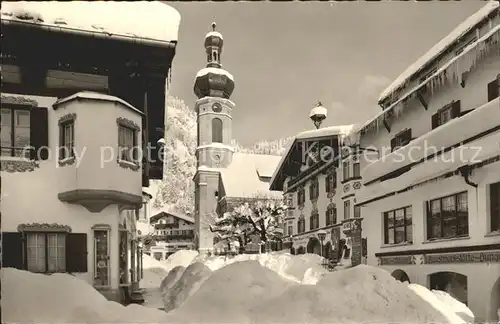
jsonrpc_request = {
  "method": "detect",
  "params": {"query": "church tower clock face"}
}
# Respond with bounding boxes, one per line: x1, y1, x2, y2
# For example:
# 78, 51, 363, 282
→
212, 102, 222, 113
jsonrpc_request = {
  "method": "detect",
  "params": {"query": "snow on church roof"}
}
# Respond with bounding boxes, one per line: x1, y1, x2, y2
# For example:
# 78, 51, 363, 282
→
0, 1, 181, 44
206, 31, 223, 40
199, 153, 283, 199
196, 67, 235, 81
378, 1, 499, 103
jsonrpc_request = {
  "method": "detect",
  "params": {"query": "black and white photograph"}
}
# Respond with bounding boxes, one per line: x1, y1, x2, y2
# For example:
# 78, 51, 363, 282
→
1, 0, 499, 323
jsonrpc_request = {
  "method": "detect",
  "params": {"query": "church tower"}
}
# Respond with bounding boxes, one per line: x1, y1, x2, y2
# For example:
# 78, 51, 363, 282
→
193, 22, 235, 253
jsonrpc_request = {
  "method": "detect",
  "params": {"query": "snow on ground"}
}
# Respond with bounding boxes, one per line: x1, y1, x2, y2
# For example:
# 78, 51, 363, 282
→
2, 251, 474, 324
409, 284, 474, 324
163, 262, 212, 312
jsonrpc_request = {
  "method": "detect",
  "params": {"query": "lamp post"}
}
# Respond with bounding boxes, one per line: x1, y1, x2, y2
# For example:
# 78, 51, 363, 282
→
317, 229, 327, 257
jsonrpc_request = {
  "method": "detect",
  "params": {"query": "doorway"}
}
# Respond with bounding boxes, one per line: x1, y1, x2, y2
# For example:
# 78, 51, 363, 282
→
429, 271, 468, 305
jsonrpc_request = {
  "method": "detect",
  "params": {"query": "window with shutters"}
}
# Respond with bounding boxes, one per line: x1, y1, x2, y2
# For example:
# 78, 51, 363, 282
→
309, 177, 319, 200
427, 192, 468, 240
309, 212, 319, 230
325, 170, 337, 193
59, 118, 75, 160
384, 206, 412, 244
26, 232, 66, 273
342, 160, 350, 181
118, 124, 137, 163
1, 106, 31, 158
490, 182, 500, 232
344, 200, 351, 219
212, 118, 223, 143
391, 128, 412, 152
326, 203, 337, 226
487, 75, 500, 102
431, 101, 461, 129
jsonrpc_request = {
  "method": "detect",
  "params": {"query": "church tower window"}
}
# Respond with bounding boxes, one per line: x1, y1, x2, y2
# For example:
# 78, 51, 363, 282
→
212, 118, 223, 143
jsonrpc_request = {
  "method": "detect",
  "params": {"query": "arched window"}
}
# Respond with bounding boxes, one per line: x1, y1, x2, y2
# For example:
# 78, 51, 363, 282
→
212, 118, 223, 143
326, 203, 337, 226
309, 177, 319, 200
213, 51, 218, 62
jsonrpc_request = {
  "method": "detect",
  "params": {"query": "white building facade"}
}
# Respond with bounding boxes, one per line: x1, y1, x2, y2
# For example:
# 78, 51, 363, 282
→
270, 124, 367, 267
149, 211, 195, 260
356, 2, 500, 322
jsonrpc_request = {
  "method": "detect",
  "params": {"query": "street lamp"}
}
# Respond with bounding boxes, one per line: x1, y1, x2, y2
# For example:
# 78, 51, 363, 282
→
317, 229, 327, 257
309, 101, 327, 129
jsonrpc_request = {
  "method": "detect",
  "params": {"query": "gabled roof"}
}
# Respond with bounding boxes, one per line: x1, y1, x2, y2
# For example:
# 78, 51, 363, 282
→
198, 152, 283, 199
150, 210, 194, 224
269, 125, 354, 191
378, 1, 499, 104
0, 1, 181, 45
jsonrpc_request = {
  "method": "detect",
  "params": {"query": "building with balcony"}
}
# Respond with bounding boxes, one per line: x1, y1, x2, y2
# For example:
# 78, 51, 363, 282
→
0, 1, 180, 304
149, 210, 195, 260
355, 2, 500, 322
270, 107, 367, 267
192, 23, 283, 254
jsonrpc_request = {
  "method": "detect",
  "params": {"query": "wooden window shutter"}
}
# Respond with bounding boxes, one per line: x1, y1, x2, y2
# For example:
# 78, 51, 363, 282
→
2, 232, 25, 269
390, 137, 397, 152
451, 100, 461, 118
66, 233, 88, 273
30, 107, 49, 160
487, 77, 499, 102
431, 113, 439, 130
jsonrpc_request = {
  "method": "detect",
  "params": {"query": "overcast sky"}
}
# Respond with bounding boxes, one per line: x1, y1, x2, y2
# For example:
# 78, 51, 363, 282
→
166, 1, 484, 146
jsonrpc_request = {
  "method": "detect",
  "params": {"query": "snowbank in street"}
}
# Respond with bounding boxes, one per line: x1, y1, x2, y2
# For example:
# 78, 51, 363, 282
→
2, 268, 169, 323
163, 262, 212, 312
140, 254, 170, 289
250, 265, 450, 324
160, 265, 186, 291
163, 250, 199, 271
168, 260, 297, 323
432, 289, 474, 323
409, 284, 474, 324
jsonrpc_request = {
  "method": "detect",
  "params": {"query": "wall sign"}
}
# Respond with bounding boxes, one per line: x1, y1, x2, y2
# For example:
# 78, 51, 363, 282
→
424, 251, 500, 264
379, 256, 414, 266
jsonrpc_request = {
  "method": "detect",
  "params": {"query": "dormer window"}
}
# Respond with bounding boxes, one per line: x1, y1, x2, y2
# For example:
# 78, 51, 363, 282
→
431, 100, 461, 129
390, 128, 412, 152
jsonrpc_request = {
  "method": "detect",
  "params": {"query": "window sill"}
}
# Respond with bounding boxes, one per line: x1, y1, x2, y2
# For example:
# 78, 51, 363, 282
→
58, 156, 76, 167
423, 236, 470, 244
117, 159, 140, 172
381, 241, 413, 249
341, 176, 362, 184
0, 156, 39, 173
484, 231, 500, 238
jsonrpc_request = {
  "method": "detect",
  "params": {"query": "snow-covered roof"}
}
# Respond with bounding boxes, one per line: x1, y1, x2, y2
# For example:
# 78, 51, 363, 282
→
309, 106, 327, 118
206, 31, 223, 40
197, 143, 235, 152
199, 153, 283, 199
196, 67, 234, 81
270, 125, 354, 189
150, 209, 195, 224
361, 97, 500, 186
53, 91, 143, 115
378, 1, 499, 103
0, 1, 181, 44
359, 23, 500, 136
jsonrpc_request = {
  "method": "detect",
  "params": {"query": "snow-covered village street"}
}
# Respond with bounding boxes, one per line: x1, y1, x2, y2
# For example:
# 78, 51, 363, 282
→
1, 1, 500, 323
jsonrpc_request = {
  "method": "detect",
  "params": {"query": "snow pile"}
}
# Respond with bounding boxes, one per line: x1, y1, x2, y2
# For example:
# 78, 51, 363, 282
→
140, 253, 171, 289
1, 1, 181, 43
162, 249, 199, 271
409, 284, 471, 324
250, 265, 450, 324
163, 262, 212, 312
160, 265, 186, 292
1, 268, 169, 323
167, 260, 297, 323
432, 289, 474, 323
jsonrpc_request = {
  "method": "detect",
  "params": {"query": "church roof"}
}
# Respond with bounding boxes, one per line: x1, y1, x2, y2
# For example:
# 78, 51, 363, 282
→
221, 153, 283, 199
199, 152, 283, 199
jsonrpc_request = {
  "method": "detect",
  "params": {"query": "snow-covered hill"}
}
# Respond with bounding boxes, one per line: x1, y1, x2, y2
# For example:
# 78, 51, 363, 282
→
152, 96, 292, 214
